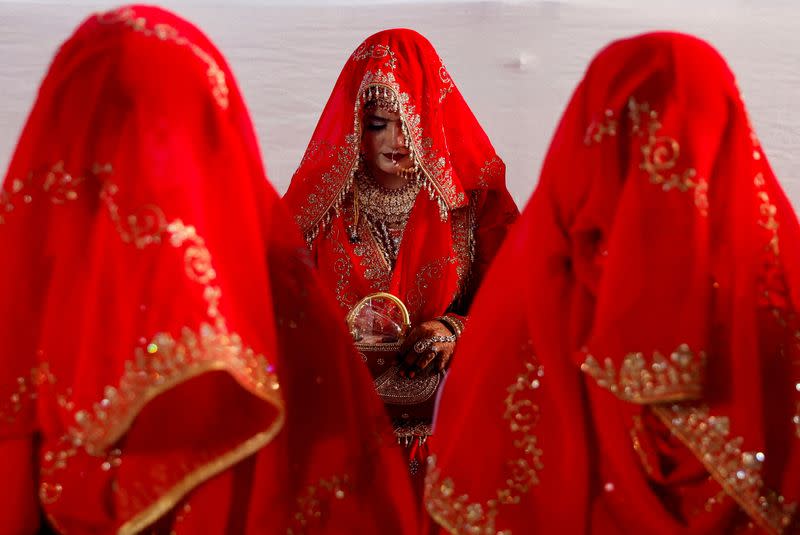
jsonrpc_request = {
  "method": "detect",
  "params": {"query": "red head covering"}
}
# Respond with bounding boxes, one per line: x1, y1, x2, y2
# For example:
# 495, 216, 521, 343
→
426, 32, 800, 535
284, 29, 517, 324
0, 6, 415, 534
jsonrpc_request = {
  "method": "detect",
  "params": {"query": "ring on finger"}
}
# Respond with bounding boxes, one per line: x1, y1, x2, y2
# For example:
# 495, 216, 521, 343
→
413, 334, 457, 354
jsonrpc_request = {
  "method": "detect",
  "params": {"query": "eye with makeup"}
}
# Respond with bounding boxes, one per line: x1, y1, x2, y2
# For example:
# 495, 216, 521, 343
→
365, 116, 388, 131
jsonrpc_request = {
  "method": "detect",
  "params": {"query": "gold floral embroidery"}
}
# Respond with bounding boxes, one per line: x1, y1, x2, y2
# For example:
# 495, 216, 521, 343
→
438, 58, 454, 102
628, 98, 708, 216
450, 200, 476, 302
652, 404, 796, 534
328, 224, 358, 310
101, 183, 167, 248
80, 174, 283, 531
0, 363, 56, 424
39, 437, 77, 505
750, 143, 800, 440
297, 135, 360, 243
101, 183, 225, 332
425, 345, 543, 534
755, 173, 780, 257
353, 208, 392, 290
580, 343, 705, 403
96, 7, 229, 109
287, 475, 350, 535
0, 161, 103, 225
351, 43, 397, 69
39, 434, 122, 507
477, 157, 503, 190
584, 109, 617, 145
405, 257, 450, 322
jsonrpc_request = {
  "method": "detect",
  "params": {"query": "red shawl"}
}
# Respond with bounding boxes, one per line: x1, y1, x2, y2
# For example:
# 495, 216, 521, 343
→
0, 6, 415, 534
283, 28, 518, 325
426, 32, 800, 535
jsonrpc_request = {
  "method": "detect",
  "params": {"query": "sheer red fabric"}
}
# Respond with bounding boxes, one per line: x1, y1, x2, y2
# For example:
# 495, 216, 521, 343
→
0, 6, 415, 534
425, 32, 800, 535
283, 28, 518, 325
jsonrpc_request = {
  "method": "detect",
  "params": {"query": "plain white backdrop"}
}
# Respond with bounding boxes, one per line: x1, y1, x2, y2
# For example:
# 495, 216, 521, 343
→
1, 0, 798, 210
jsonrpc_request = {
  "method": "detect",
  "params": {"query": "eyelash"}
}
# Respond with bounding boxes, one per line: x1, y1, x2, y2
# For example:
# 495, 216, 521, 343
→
366, 123, 387, 131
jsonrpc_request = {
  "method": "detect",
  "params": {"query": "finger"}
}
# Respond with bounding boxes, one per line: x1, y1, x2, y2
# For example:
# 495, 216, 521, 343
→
403, 350, 419, 367
399, 352, 420, 378
437, 351, 451, 372
399, 328, 425, 356
417, 350, 437, 371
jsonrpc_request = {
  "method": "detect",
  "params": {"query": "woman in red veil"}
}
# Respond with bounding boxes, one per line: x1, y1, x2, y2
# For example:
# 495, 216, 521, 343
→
425, 32, 800, 534
284, 28, 518, 492
0, 5, 415, 534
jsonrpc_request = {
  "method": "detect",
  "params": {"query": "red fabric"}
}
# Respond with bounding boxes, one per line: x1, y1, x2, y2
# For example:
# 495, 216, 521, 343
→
426, 32, 800, 535
0, 5, 415, 534
283, 29, 518, 324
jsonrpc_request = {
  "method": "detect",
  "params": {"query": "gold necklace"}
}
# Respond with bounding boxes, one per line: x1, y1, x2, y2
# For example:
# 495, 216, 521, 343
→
356, 168, 420, 227
355, 168, 420, 266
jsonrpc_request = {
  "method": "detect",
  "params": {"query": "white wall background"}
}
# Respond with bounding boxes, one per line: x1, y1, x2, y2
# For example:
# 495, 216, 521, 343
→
1, 0, 798, 210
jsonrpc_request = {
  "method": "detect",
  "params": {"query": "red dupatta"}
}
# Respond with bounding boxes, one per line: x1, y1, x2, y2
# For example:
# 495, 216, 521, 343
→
283, 29, 518, 325
0, 6, 415, 534
426, 32, 800, 534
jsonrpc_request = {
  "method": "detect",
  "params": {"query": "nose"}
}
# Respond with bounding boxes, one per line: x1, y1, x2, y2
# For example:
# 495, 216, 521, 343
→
390, 121, 406, 148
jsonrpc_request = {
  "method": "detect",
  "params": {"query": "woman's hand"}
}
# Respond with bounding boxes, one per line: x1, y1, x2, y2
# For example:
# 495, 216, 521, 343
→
398, 320, 456, 377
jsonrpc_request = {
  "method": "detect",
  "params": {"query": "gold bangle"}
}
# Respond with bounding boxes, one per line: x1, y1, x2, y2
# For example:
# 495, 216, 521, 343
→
435, 315, 463, 338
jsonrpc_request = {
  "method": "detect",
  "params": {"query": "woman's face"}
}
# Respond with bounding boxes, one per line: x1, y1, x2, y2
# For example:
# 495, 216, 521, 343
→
361, 106, 413, 184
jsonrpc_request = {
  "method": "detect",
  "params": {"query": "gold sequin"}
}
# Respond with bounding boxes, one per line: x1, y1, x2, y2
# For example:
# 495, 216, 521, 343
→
425, 344, 543, 534
581, 343, 705, 403
0, 363, 56, 424
287, 475, 350, 535
653, 404, 796, 533
584, 109, 617, 145
629, 414, 655, 476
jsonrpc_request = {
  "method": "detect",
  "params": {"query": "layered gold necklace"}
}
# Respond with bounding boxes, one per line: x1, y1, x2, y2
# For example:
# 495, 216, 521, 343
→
355, 168, 421, 266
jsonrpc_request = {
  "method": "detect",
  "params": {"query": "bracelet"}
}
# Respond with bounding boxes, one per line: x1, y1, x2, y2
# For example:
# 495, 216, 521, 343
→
435, 315, 464, 338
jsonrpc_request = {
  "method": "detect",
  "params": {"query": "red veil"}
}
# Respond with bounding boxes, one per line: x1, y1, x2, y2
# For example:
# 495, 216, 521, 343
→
426, 33, 800, 534
283, 28, 518, 325
0, 6, 415, 534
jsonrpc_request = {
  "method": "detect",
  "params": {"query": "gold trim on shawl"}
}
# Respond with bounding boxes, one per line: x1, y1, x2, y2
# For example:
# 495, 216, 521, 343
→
580, 343, 705, 404
425, 345, 543, 534
652, 404, 796, 534
119, 409, 285, 535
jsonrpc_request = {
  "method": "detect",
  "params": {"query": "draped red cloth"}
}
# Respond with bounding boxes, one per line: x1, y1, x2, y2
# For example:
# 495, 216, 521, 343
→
0, 6, 416, 534
283, 28, 518, 326
425, 32, 800, 535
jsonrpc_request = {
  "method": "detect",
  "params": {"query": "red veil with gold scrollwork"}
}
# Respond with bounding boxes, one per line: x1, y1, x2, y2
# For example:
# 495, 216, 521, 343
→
283, 28, 518, 328
0, 6, 416, 534
425, 33, 800, 534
